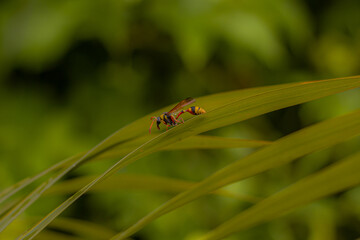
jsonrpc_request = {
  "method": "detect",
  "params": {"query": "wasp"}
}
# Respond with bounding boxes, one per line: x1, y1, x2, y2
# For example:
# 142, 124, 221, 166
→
149, 97, 206, 133
176, 106, 206, 120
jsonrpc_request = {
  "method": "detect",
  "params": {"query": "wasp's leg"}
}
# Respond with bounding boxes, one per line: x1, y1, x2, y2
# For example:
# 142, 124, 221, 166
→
149, 117, 158, 134
170, 115, 182, 124
165, 124, 172, 131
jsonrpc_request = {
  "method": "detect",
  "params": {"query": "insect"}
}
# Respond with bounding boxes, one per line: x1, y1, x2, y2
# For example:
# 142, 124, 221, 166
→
176, 106, 206, 120
149, 97, 206, 133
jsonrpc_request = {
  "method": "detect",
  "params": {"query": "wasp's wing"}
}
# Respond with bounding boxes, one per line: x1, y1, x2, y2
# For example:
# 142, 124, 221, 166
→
167, 97, 195, 114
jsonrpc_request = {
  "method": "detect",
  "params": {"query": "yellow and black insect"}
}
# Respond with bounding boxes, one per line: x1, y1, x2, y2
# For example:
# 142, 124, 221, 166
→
176, 106, 206, 120
149, 97, 206, 133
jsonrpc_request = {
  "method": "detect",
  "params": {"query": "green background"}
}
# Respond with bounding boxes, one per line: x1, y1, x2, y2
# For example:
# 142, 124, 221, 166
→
1, 0, 360, 239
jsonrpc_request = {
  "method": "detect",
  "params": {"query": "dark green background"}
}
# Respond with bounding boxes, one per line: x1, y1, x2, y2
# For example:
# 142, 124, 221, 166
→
1, 0, 360, 239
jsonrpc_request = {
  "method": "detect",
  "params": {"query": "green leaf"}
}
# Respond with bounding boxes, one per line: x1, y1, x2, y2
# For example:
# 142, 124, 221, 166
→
112, 109, 360, 240
35, 231, 82, 240
46, 217, 116, 240
164, 135, 271, 150
0, 136, 267, 207
0, 155, 78, 204
12, 76, 360, 239
0, 198, 19, 218
44, 174, 260, 203
0, 216, 116, 240
98, 135, 271, 159
200, 151, 360, 240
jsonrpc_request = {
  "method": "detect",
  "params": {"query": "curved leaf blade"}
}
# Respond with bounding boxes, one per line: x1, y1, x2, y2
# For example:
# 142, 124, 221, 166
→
15, 77, 360, 239
46, 217, 116, 239
164, 135, 271, 150
113, 109, 360, 239
0, 136, 267, 208
44, 174, 260, 203
201, 151, 360, 240
0, 156, 78, 204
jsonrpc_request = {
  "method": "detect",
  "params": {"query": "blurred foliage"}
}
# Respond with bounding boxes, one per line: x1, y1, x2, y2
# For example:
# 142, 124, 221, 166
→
0, 0, 360, 239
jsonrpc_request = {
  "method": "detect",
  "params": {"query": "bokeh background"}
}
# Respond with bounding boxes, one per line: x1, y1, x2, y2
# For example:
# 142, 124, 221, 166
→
1, 0, 360, 239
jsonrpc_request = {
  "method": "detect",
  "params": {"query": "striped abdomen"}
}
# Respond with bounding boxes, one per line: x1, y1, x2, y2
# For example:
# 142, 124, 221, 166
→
186, 106, 206, 115
176, 106, 206, 119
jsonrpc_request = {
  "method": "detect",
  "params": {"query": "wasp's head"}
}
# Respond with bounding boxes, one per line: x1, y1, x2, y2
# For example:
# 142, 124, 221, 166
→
156, 117, 161, 129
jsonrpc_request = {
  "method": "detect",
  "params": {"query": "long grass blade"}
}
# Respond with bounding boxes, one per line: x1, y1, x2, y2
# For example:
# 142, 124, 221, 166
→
0, 216, 116, 240
200, 151, 360, 240
47, 217, 116, 239
0, 198, 20, 218
0, 182, 48, 232
164, 135, 271, 150
0, 155, 78, 204
0, 136, 267, 210
44, 174, 261, 203
18, 77, 360, 239
0, 81, 304, 229
36, 231, 82, 240
112, 109, 360, 239
97, 136, 271, 159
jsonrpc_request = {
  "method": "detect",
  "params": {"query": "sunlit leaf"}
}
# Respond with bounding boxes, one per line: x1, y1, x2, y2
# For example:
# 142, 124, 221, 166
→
0, 136, 267, 207
200, 151, 360, 240
0, 156, 78, 204
164, 135, 271, 150
0, 216, 116, 240
17, 77, 360, 239
113, 109, 360, 239
45, 174, 260, 203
